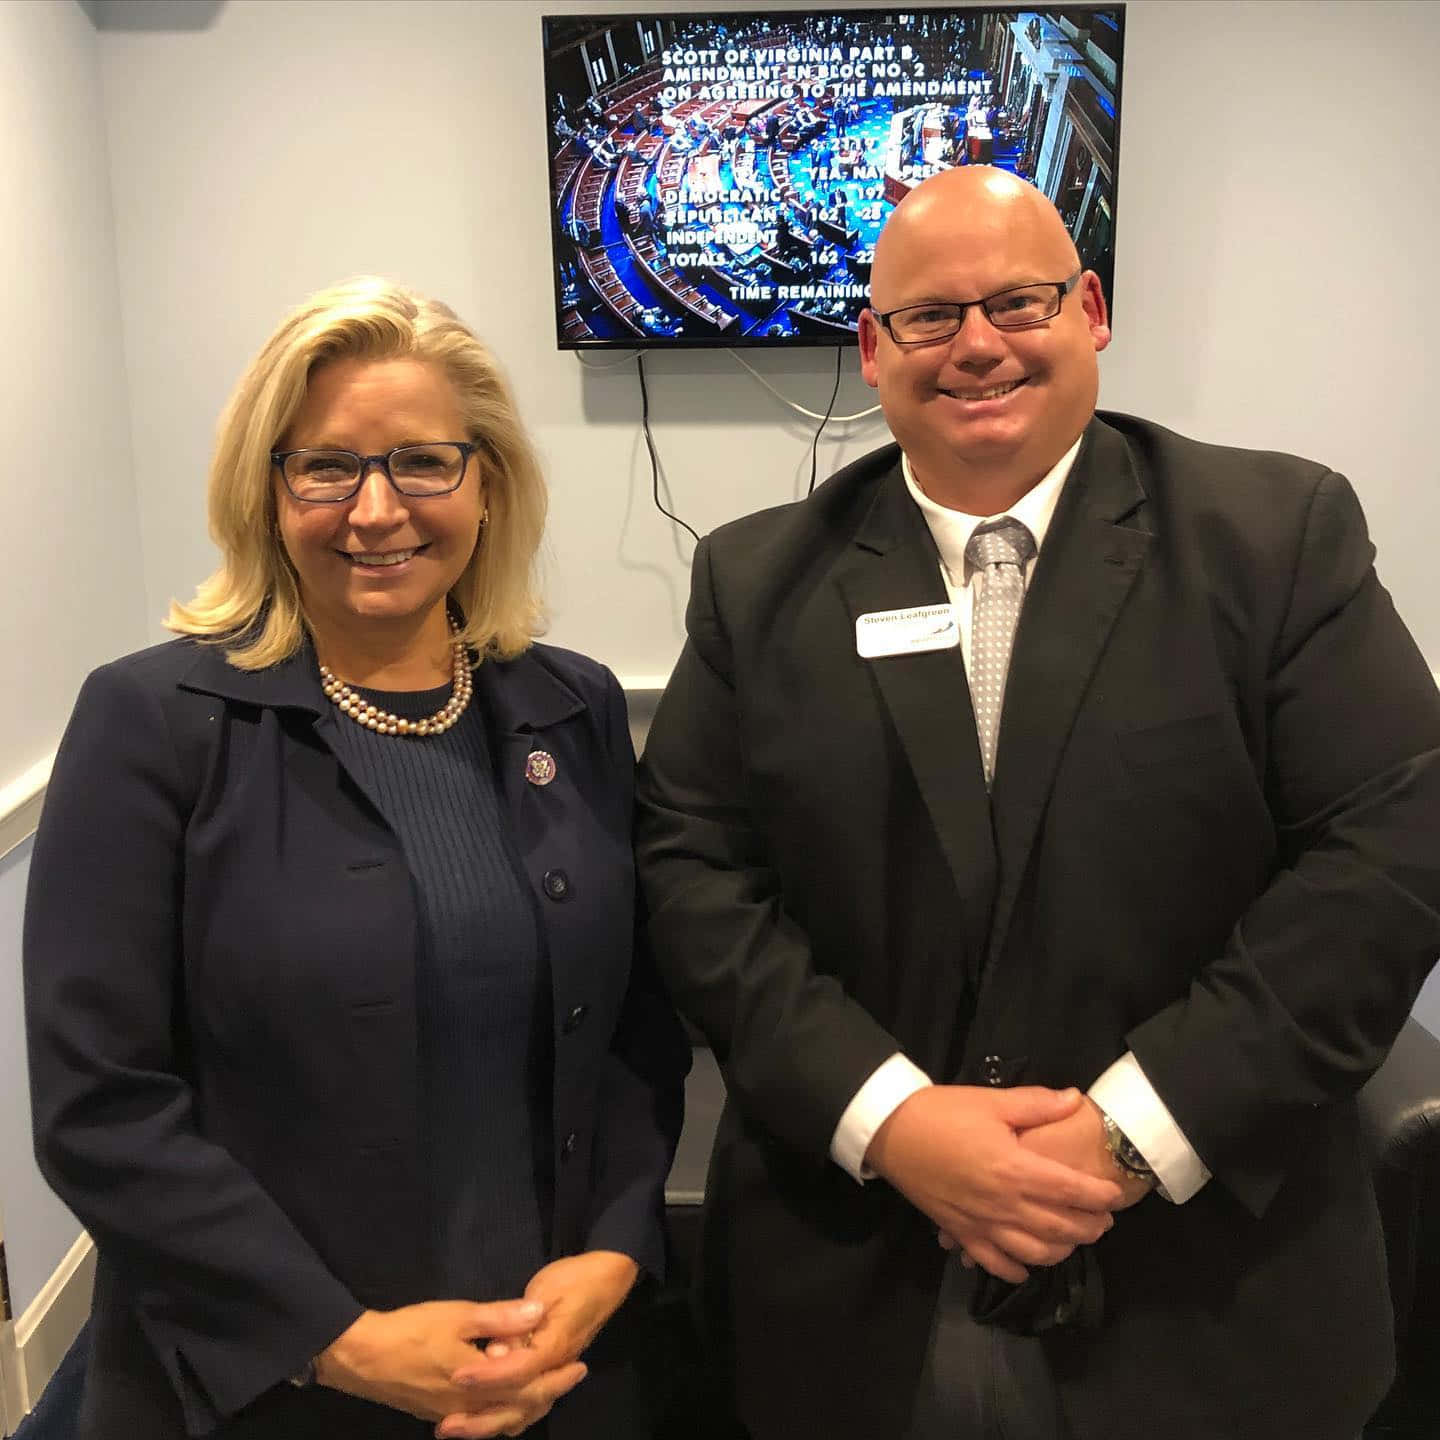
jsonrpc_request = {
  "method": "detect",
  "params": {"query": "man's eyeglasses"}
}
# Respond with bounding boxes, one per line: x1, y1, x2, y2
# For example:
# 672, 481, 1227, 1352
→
271, 443, 477, 504
873, 270, 1082, 346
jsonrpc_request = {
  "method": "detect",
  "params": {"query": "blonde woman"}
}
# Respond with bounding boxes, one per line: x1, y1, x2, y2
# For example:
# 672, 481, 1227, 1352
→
25, 279, 688, 1440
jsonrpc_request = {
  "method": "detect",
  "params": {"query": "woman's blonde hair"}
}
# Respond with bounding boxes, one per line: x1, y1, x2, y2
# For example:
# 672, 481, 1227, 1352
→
166, 277, 547, 668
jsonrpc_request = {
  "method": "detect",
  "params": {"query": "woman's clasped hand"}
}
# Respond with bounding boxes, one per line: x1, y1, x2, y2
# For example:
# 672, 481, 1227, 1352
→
309, 1253, 640, 1437
309, 1297, 554, 1436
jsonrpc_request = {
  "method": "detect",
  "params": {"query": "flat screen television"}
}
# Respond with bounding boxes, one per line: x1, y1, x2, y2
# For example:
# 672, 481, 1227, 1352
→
542, 6, 1124, 349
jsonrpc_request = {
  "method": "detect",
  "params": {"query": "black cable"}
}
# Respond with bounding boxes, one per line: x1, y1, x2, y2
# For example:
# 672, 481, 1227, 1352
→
808, 345, 844, 496
637, 354, 701, 545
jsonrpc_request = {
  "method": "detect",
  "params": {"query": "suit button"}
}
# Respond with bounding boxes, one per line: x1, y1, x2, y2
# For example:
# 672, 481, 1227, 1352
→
563, 1004, 589, 1035
561, 1130, 578, 1160
982, 1054, 1004, 1086
542, 869, 571, 901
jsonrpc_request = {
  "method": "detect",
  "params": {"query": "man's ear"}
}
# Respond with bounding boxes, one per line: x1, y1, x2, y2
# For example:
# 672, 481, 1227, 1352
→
1080, 271, 1111, 353
858, 308, 882, 388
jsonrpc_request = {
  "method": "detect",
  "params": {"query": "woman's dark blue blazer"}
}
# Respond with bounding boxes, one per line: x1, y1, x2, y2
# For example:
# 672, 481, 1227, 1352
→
23, 635, 689, 1438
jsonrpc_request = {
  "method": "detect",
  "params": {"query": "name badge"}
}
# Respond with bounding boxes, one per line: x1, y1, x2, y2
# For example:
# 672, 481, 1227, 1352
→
855, 603, 959, 659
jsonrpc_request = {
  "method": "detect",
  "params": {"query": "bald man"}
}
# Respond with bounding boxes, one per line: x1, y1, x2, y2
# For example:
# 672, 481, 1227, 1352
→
636, 169, 1440, 1440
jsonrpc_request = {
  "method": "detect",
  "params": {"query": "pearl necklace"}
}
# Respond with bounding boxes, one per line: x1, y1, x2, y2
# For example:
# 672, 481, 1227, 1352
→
318, 620, 473, 737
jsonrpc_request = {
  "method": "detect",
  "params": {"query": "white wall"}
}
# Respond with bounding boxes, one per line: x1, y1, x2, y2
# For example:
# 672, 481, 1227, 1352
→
92, 0, 1440, 685
1415, 966, 1440, 1039
0, 0, 145, 1316
0, 0, 147, 784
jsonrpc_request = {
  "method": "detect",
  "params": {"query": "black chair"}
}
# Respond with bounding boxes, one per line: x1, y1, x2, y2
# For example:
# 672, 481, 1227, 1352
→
644, 1045, 742, 1439
1359, 1017, 1440, 1437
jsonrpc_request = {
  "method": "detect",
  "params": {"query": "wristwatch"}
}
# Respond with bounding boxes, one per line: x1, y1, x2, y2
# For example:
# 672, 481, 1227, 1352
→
1099, 1109, 1155, 1183
287, 1357, 317, 1389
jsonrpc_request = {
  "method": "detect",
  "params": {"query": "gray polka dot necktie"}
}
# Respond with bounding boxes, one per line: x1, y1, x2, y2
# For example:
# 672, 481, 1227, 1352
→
965, 517, 1036, 789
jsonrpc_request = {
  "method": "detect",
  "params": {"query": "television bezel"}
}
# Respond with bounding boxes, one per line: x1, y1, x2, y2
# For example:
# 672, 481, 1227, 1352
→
540, 3, 1126, 351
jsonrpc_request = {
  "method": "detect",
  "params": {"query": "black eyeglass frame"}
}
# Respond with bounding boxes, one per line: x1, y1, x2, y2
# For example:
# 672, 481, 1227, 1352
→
270, 442, 479, 504
873, 270, 1084, 346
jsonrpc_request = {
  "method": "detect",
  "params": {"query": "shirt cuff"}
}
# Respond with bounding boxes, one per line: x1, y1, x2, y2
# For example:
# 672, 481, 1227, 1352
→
1089, 1051, 1211, 1204
829, 1053, 933, 1183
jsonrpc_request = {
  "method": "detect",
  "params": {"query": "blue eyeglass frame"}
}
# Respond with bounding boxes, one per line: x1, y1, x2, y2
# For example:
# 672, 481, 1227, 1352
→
270, 442, 479, 503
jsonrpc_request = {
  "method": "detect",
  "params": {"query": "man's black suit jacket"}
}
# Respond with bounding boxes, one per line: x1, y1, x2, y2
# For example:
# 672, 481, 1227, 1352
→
25, 637, 688, 1439
636, 412, 1440, 1440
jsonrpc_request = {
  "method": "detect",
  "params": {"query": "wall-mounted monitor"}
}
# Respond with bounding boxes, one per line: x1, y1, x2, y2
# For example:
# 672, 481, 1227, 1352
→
542, 6, 1124, 350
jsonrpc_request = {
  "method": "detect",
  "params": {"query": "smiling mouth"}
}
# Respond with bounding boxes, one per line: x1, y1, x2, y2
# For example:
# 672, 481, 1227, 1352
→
340, 544, 429, 568
940, 378, 1028, 401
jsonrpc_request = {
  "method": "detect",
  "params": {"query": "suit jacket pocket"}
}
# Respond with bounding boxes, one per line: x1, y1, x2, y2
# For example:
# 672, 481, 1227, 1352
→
1116, 711, 1230, 773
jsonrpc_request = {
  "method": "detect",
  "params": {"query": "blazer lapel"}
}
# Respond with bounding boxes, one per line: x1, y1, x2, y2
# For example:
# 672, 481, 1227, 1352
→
473, 651, 587, 843
179, 638, 329, 715
833, 463, 997, 963
985, 418, 1151, 968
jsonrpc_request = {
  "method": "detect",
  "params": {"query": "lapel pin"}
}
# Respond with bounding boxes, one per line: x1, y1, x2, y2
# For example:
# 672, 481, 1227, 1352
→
525, 750, 557, 786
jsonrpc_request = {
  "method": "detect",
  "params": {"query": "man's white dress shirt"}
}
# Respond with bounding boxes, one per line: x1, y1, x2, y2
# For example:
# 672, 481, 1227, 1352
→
827, 439, 1211, 1205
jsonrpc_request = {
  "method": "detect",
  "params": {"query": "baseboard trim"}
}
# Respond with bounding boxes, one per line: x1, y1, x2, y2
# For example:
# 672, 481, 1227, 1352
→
0, 1319, 22, 1438
9, 1232, 94, 1421
0, 753, 52, 862
621, 684, 665, 756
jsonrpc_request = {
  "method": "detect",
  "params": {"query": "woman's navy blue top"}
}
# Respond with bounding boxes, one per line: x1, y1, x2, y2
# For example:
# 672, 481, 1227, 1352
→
330, 681, 551, 1303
